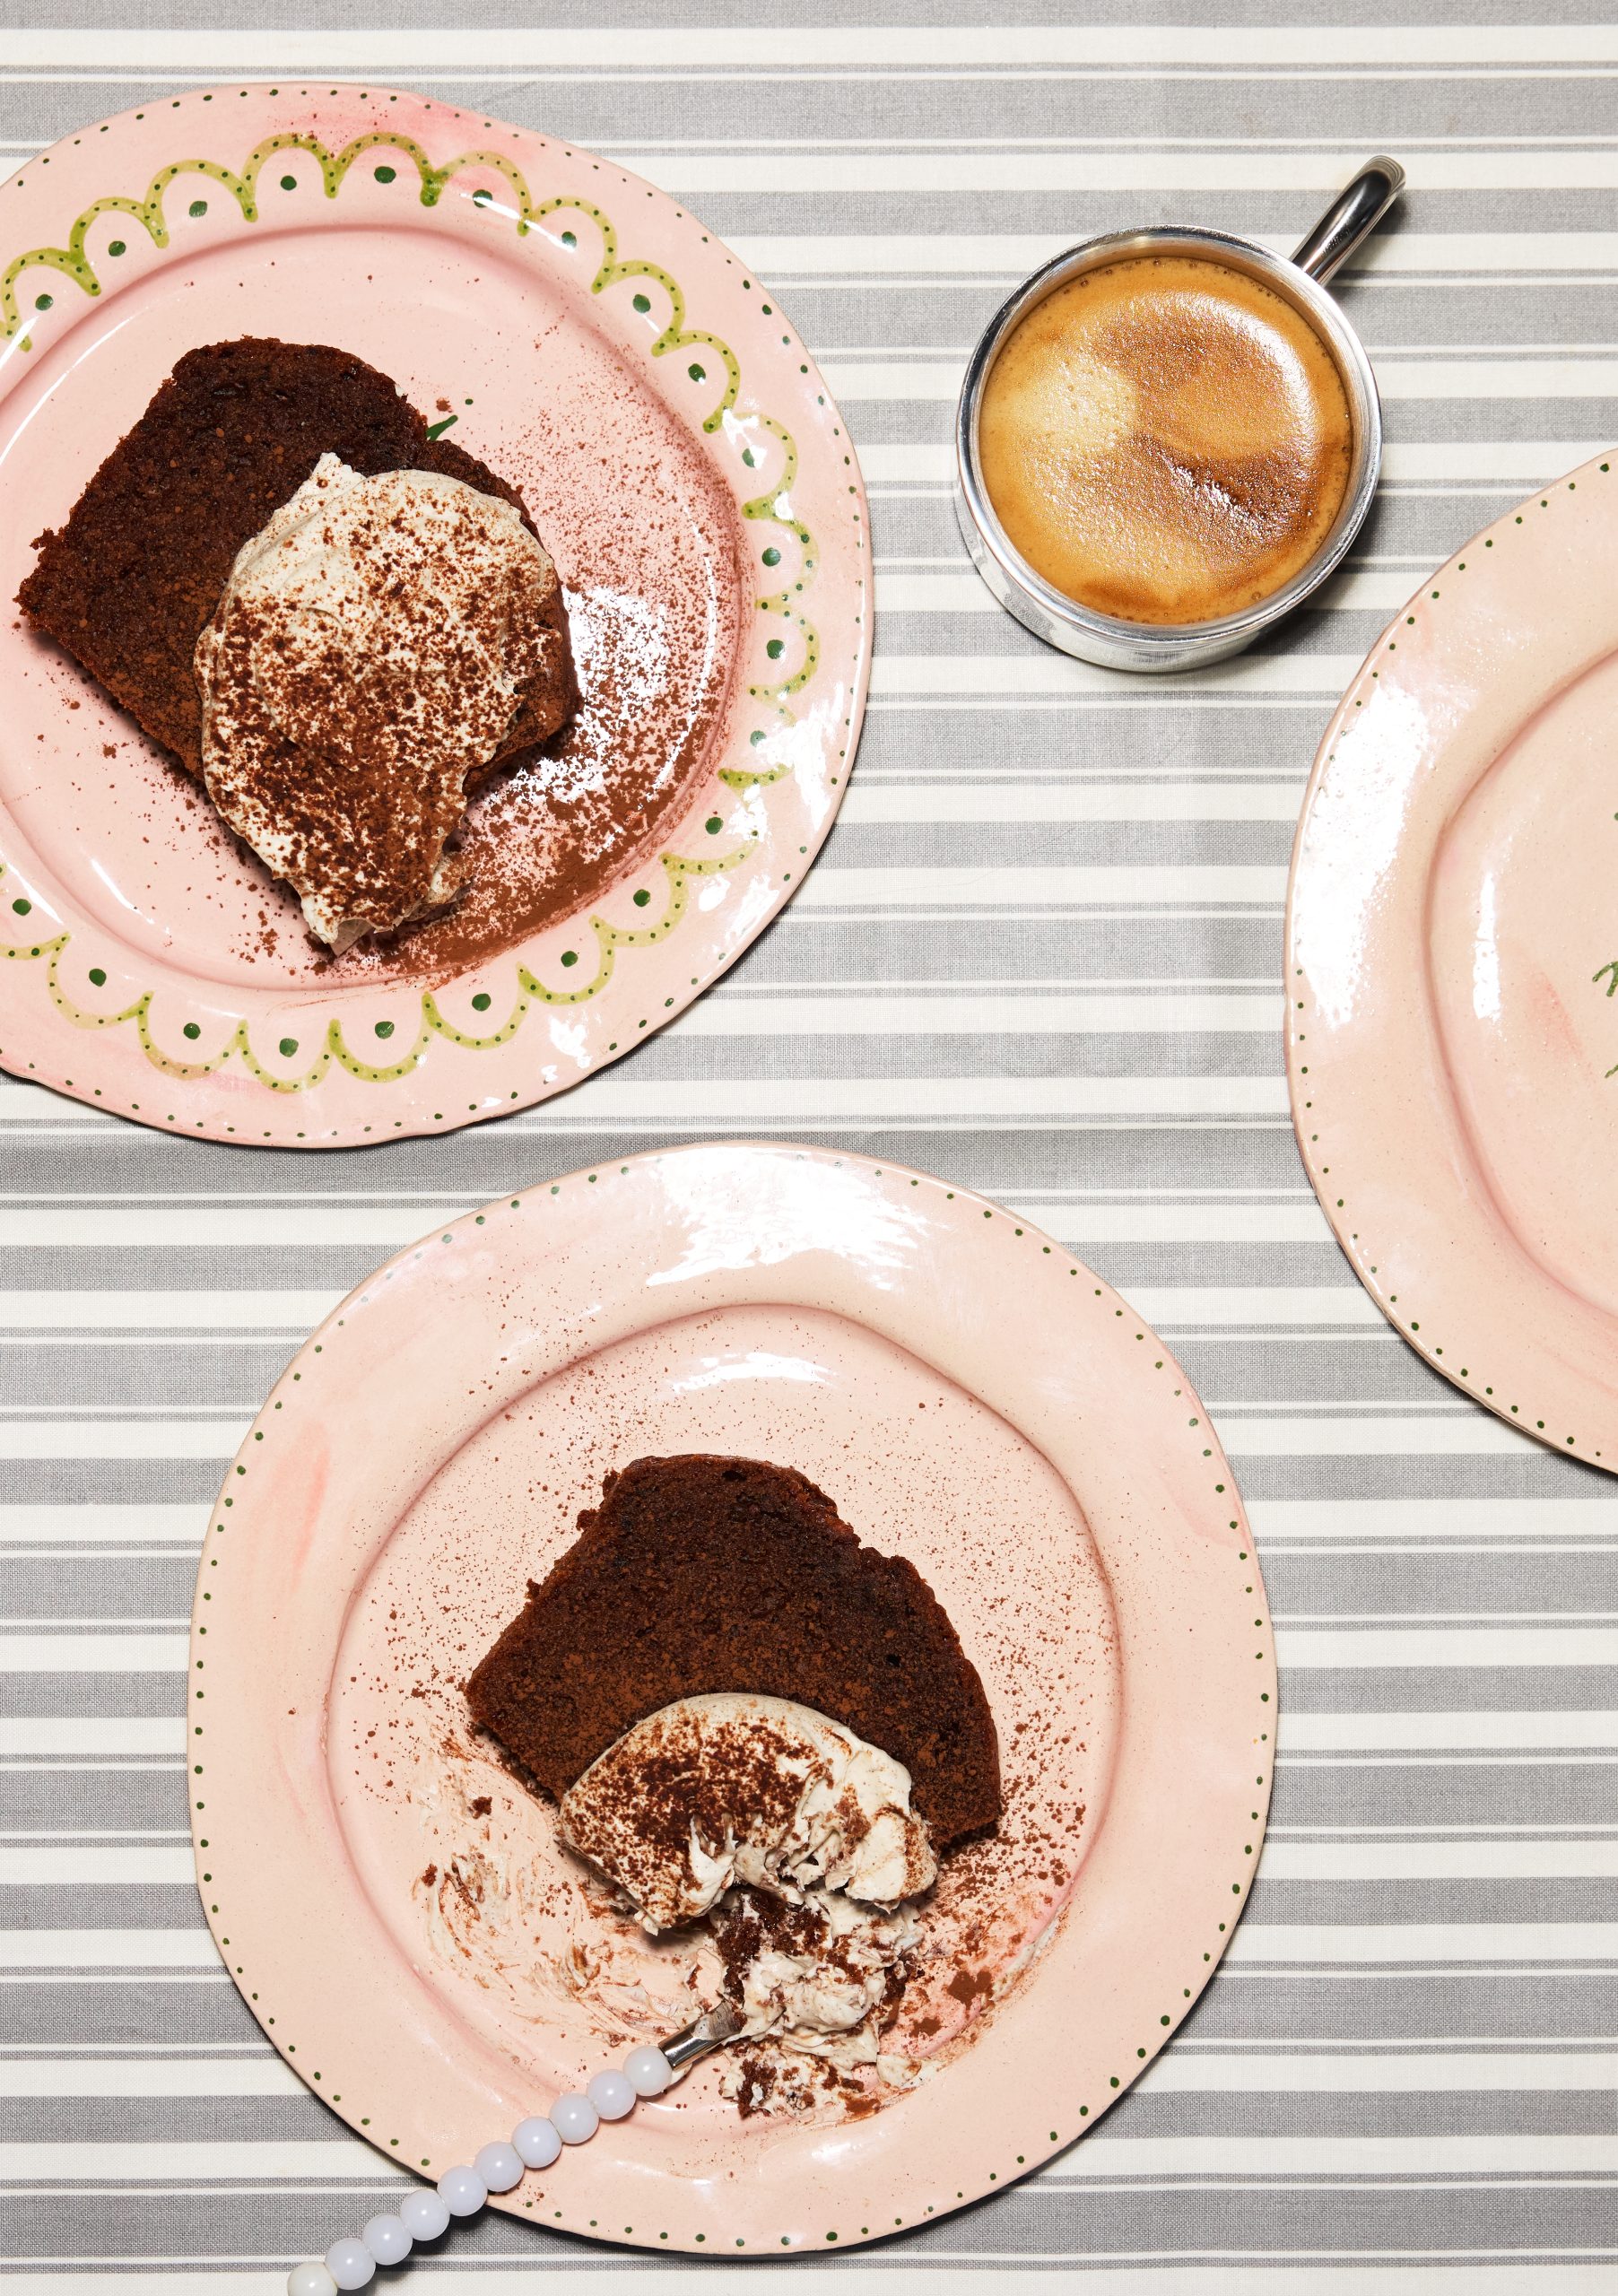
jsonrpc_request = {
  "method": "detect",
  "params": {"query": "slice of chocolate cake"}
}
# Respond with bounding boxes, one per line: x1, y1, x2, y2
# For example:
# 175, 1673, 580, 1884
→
465, 1454, 1003, 1847
18, 340, 576, 947
18, 338, 574, 779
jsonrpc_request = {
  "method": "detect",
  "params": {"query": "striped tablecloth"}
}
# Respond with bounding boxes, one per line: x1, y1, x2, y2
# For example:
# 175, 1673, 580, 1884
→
4, 8, 1614, 2290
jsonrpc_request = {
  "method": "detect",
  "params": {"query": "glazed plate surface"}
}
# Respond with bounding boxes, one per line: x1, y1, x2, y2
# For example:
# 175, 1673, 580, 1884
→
190, 1143, 1274, 2253
0, 83, 867, 1144
1289, 450, 1618, 1467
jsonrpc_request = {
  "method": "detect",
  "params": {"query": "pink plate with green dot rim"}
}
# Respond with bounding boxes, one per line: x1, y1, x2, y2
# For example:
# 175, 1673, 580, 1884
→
0, 83, 867, 1145
1289, 448, 1618, 1469
189, 1140, 1274, 2256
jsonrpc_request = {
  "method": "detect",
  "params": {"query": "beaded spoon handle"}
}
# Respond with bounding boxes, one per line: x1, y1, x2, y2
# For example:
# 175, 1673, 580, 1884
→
286, 2002, 744, 2294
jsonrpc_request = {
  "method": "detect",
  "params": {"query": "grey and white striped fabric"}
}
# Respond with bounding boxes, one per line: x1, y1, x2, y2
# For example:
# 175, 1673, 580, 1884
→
3, 6, 1614, 2289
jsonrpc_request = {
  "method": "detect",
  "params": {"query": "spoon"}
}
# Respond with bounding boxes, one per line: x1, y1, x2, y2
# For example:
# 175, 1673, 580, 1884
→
285, 2001, 745, 2294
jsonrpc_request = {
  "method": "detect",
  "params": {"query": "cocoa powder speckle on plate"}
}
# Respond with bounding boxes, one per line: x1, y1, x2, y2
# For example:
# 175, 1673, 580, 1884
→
326, 1300, 1117, 2129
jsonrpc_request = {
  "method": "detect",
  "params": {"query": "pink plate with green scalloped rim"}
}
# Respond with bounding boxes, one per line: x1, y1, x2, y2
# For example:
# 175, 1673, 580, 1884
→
189, 1141, 1274, 2257
1288, 448, 1618, 1470
0, 83, 867, 1145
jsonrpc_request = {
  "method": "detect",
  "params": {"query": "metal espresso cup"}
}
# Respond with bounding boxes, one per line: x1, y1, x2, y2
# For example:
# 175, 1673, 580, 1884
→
954, 158, 1405, 674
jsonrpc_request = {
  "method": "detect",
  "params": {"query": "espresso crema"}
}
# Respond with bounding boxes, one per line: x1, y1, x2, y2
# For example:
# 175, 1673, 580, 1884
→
978, 255, 1353, 626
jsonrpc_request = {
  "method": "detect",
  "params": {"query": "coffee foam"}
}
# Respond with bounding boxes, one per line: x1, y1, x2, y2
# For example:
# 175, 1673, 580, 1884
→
978, 255, 1353, 626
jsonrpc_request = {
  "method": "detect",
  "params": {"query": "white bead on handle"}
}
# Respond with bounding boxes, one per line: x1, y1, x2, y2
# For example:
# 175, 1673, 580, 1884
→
285, 2043, 676, 2293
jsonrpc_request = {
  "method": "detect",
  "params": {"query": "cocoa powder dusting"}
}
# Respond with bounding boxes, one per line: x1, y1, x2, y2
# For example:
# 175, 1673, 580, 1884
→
196, 458, 573, 950
332, 1316, 1114, 2133
574, 1719, 811, 1869
225, 357, 744, 979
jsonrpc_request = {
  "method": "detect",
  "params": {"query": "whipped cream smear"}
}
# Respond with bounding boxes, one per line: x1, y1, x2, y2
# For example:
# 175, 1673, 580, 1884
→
560, 1692, 937, 2074
194, 455, 565, 952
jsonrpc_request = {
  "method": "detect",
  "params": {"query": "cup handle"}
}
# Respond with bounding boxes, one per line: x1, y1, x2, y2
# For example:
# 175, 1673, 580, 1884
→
1290, 157, 1405, 286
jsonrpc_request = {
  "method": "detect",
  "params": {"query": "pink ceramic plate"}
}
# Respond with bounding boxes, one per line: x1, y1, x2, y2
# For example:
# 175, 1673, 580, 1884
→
190, 1143, 1274, 2254
0, 85, 867, 1145
1289, 451, 1618, 1468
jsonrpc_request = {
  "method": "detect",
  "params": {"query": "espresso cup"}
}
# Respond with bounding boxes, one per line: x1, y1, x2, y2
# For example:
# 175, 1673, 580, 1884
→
954, 158, 1405, 674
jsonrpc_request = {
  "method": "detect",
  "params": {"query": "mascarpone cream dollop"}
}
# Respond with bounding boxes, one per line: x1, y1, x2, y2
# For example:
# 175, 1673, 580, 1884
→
560, 1692, 937, 2071
559, 1691, 937, 1932
194, 453, 567, 952
711, 1884, 924, 2076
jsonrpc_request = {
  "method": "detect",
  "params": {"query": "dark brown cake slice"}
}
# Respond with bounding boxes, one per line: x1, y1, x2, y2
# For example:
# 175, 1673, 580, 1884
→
17, 336, 575, 778
465, 1454, 1002, 1848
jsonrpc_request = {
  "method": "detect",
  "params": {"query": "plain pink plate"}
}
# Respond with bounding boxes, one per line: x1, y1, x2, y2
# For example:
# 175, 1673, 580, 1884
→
1289, 449, 1618, 1469
0, 84, 868, 1145
189, 1142, 1274, 2256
